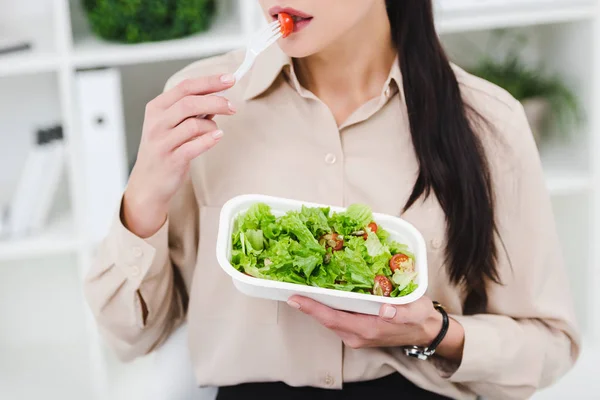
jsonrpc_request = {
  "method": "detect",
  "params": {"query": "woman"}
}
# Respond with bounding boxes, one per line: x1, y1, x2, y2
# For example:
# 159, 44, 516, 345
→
83, 1, 581, 399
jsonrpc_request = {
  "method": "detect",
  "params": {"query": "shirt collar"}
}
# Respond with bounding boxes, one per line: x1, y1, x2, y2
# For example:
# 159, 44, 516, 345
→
243, 44, 404, 103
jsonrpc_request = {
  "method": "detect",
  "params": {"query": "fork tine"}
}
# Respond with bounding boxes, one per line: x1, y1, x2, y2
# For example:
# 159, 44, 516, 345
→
267, 20, 281, 29
261, 21, 281, 37
263, 31, 283, 49
256, 23, 282, 44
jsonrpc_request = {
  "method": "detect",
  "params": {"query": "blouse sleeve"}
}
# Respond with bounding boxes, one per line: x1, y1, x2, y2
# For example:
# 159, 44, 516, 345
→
83, 175, 200, 361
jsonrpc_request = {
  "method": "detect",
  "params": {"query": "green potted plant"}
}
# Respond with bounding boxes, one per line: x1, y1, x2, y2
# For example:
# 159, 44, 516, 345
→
468, 31, 582, 145
82, 0, 217, 44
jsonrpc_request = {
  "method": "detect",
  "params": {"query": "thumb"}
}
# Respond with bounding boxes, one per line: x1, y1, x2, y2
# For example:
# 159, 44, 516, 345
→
379, 303, 399, 321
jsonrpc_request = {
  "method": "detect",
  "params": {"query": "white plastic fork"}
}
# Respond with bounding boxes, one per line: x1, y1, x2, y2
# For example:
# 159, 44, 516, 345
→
197, 20, 282, 118
232, 20, 283, 82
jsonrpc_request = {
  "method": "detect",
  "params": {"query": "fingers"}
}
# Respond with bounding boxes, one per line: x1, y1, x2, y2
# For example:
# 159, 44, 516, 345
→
173, 129, 224, 164
167, 117, 218, 150
163, 95, 235, 129
379, 304, 400, 321
378, 298, 424, 324
150, 74, 236, 110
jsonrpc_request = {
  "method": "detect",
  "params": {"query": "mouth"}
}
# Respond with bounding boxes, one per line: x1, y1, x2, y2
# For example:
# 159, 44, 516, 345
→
269, 6, 313, 33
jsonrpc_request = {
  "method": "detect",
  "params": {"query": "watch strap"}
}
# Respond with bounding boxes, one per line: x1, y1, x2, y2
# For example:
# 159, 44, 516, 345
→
427, 301, 449, 353
403, 300, 449, 360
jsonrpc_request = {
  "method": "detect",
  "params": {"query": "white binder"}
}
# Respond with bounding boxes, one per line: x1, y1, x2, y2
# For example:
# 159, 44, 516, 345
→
7, 127, 65, 238
75, 67, 128, 244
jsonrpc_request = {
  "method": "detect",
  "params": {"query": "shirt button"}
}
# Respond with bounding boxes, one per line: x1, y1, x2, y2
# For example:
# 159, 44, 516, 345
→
431, 238, 442, 249
130, 265, 140, 277
324, 374, 335, 386
132, 246, 143, 258
324, 153, 337, 165
384, 86, 391, 97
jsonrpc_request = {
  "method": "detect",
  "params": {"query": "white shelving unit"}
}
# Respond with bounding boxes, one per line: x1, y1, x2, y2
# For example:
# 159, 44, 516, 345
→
0, 0, 598, 399
435, 0, 598, 33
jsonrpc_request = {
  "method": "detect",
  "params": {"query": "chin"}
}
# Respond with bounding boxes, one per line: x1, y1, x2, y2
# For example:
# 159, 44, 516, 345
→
277, 34, 327, 59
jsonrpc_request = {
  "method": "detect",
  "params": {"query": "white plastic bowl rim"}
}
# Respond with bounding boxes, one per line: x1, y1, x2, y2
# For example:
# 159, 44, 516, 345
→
215, 194, 429, 306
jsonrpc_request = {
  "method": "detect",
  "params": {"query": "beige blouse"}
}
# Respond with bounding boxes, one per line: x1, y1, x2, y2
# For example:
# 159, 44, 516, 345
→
83, 44, 581, 399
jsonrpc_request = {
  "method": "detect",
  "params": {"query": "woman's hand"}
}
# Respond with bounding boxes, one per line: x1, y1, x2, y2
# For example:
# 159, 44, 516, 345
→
287, 295, 465, 363
123, 73, 237, 238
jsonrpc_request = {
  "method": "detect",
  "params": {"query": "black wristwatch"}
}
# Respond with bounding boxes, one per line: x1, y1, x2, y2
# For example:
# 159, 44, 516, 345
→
403, 301, 449, 360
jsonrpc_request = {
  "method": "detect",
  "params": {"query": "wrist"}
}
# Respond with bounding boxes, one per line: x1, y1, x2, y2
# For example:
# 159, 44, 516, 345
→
122, 188, 168, 238
421, 306, 444, 347
407, 302, 464, 364
432, 315, 465, 363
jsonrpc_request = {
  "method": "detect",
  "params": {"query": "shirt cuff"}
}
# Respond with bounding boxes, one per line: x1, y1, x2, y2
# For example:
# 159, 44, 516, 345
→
110, 199, 170, 287
439, 314, 503, 383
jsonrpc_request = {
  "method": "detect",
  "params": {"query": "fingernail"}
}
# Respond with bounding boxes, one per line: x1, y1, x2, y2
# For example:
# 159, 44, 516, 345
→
220, 74, 235, 84
211, 130, 223, 139
228, 101, 236, 112
287, 300, 301, 310
382, 305, 396, 319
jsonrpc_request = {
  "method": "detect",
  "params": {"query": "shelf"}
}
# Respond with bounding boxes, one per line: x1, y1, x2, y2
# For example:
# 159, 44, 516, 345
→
71, 12, 245, 69
0, 214, 79, 262
0, 18, 60, 77
0, 51, 59, 78
436, 0, 598, 33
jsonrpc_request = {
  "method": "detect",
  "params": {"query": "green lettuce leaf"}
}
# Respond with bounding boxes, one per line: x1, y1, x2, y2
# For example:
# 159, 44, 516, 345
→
376, 226, 390, 242
344, 236, 365, 252
370, 253, 391, 276
293, 254, 322, 278
279, 212, 325, 255
262, 221, 282, 240
299, 205, 331, 238
245, 229, 264, 252
391, 269, 418, 291
328, 203, 374, 235
364, 231, 388, 258
309, 261, 341, 288
333, 248, 374, 288
234, 203, 274, 233
389, 241, 416, 259
345, 204, 373, 228
327, 213, 355, 236
391, 281, 418, 297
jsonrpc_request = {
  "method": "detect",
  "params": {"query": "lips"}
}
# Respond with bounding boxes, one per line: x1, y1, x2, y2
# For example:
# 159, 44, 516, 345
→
269, 6, 313, 22
269, 6, 313, 34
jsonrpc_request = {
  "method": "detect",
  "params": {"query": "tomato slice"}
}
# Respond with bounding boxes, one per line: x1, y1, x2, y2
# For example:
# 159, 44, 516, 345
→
389, 253, 414, 273
363, 222, 378, 239
368, 222, 378, 233
278, 13, 294, 38
373, 275, 393, 297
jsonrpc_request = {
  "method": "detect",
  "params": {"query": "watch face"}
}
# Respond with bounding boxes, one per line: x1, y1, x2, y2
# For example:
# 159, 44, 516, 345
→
403, 346, 429, 360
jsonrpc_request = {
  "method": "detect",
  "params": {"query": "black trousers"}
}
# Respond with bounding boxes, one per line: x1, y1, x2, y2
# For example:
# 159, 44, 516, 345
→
216, 372, 454, 400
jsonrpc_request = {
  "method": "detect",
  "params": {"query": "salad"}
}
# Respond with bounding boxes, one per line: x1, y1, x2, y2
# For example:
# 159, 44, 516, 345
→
230, 202, 418, 298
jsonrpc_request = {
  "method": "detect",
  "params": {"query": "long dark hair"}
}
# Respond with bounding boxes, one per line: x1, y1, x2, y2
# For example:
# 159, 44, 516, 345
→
386, 0, 500, 314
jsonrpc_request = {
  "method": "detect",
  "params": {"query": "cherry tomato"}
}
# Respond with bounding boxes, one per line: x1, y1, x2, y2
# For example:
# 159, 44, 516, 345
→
373, 275, 393, 297
389, 253, 414, 273
278, 13, 294, 38
320, 232, 344, 251
368, 222, 378, 233
363, 222, 379, 239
